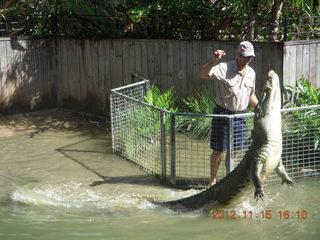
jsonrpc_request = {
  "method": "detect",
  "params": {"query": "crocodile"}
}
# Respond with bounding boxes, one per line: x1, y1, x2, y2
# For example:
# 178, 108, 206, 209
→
159, 70, 294, 210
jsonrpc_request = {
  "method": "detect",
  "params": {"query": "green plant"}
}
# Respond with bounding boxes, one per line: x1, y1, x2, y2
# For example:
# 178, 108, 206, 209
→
181, 88, 215, 114
120, 85, 179, 164
285, 77, 320, 106
283, 77, 320, 151
144, 85, 178, 113
176, 88, 215, 139
125, 85, 179, 142
3, 0, 320, 40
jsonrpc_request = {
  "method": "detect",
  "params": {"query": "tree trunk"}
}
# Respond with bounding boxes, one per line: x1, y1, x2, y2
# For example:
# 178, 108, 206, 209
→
269, 0, 284, 42
247, 0, 259, 41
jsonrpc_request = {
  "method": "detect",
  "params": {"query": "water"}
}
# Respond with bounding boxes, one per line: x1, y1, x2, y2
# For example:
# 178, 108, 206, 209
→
0, 123, 319, 240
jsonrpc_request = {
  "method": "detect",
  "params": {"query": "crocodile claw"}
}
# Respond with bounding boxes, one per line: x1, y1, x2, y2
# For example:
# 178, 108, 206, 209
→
254, 188, 265, 201
282, 178, 294, 186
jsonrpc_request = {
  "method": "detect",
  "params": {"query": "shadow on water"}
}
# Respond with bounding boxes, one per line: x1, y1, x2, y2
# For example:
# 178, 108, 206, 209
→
1, 108, 163, 188
88, 175, 163, 187
56, 137, 164, 188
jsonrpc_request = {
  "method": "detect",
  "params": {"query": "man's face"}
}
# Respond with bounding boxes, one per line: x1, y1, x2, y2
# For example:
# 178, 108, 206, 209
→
240, 55, 253, 65
237, 53, 253, 68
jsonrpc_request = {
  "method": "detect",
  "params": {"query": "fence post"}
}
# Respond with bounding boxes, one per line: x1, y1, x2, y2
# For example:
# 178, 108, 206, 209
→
160, 111, 167, 179
283, 18, 287, 42
226, 116, 234, 174
170, 113, 176, 185
144, 80, 150, 96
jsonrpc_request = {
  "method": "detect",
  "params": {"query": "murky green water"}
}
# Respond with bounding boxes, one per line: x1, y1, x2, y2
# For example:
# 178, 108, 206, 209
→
0, 127, 319, 240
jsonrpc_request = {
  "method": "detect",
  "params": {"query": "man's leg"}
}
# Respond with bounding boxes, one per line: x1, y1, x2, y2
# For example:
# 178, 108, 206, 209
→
209, 151, 224, 185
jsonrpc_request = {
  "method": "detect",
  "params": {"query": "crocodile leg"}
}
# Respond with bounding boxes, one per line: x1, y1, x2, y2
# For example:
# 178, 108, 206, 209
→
251, 158, 265, 201
275, 160, 294, 185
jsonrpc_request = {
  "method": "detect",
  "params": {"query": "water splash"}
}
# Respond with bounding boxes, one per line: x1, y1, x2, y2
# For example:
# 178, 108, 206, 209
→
10, 182, 200, 213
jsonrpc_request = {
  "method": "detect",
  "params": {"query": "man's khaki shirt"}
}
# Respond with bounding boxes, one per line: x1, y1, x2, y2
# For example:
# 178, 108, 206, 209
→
208, 60, 256, 112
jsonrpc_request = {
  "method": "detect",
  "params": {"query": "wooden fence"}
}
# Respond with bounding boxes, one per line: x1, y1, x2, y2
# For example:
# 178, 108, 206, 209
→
0, 38, 319, 114
283, 40, 320, 88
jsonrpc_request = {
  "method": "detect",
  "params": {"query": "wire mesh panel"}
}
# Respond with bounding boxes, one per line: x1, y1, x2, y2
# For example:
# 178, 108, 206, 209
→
172, 113, 255, 188
111, 81, 164, 175
111, 81, 149, 155
111, 80, 149, 102
174, 114, 212, 187
171, 108, 319, 188
279, 106, 320, 181
227, 114, 254, 172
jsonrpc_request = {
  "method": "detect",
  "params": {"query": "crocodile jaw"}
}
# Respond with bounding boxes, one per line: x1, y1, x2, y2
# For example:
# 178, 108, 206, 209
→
255, 70, 281, 118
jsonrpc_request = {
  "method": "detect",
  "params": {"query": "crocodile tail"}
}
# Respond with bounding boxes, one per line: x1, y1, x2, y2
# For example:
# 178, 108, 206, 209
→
160, 181, 223, 210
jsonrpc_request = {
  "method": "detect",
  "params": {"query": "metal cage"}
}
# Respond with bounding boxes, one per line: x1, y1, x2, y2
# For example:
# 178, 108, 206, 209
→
110, 78, 320, 188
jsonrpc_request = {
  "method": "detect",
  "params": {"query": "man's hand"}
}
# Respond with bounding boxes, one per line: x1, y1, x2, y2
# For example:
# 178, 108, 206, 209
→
199, 49, 226, 79
213, 50, 226, 61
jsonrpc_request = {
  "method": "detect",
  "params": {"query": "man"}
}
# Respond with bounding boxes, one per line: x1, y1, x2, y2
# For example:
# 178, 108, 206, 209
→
199, 41, 259, 186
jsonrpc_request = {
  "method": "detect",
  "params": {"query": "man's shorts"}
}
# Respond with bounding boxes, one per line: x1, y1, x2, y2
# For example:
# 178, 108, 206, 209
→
210, 105, 247, 152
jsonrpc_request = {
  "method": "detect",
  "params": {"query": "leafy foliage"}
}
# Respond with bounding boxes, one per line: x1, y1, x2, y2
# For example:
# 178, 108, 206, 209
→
181, 88, 215, 114
284, 77, 320, 151
285, 77, 320, 106
127, 85, 178, 142
144, 85, 178, 113
1, 0, 319, 40
176, 88, 215, 139
1, 0, 125, 37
